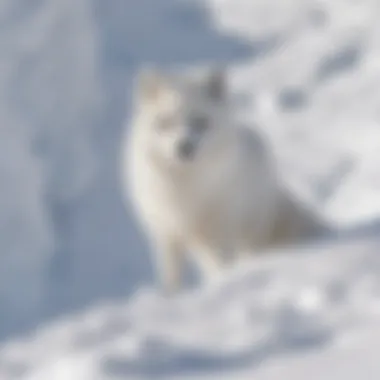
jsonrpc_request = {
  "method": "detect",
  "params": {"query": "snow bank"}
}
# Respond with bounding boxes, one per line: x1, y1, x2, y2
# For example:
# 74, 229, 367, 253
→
1, 237, 380, 379
0, 0, 101, 334
216, 0, 380, 227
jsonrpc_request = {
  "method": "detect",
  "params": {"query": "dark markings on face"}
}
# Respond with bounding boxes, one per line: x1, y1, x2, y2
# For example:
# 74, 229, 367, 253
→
155, 110, 211, 137
188, 114, 210, 134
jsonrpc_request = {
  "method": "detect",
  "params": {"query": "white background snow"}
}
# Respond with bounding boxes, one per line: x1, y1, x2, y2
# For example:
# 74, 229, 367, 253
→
1, 0, 380, 379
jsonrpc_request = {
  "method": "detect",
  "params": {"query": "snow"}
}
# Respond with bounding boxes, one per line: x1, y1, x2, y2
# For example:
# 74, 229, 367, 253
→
1, 0, 380, 379
0, 0, 101, 335
1, 238, 380, 379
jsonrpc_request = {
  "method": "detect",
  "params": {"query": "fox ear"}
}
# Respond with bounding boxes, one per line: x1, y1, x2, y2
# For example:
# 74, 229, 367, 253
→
205, 67, 226, 101
137, 67, 167, 102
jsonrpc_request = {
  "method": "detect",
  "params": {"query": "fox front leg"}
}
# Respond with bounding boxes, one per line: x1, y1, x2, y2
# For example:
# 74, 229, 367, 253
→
191, 242, 232, 286
152, 236, 185, 294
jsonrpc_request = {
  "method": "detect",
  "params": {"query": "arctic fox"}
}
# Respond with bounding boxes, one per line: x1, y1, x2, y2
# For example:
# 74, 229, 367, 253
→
123, 67, 323, 292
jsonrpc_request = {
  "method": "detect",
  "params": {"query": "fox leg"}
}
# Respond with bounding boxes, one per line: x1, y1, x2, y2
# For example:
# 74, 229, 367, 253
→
152, 235, 185, 294
191, 240, 233, 285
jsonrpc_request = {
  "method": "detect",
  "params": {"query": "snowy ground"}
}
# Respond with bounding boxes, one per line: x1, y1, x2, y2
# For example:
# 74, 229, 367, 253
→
2, 237, 380, 379
1, 0, 380, 378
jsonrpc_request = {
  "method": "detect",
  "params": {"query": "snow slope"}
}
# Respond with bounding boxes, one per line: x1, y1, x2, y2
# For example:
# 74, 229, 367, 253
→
216, 0, 380, 226
1, 237, 380, 379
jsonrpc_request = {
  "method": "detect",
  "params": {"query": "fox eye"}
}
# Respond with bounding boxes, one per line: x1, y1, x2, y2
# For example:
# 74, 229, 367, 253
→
191, 115, 209, 133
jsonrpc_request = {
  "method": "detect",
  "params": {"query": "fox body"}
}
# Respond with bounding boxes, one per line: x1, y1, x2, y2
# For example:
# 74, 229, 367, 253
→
123, 67, 322, 292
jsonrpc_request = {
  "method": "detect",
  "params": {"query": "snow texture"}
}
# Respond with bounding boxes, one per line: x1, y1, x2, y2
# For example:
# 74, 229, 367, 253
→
0, 0, 101, 335
1, 238, 380, 379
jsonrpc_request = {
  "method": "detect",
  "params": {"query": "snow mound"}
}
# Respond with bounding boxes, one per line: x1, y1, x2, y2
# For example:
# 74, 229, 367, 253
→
1, 237, 380, 379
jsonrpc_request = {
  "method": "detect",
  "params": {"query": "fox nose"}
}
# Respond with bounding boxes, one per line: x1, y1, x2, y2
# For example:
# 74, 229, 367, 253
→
177, 140, 195, 160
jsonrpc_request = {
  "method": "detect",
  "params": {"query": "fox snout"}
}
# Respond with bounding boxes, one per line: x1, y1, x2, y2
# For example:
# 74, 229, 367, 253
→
177, 139, 196, 160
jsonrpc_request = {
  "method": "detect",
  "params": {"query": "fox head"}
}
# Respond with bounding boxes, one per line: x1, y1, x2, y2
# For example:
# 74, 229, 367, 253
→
132, 67, 231, 168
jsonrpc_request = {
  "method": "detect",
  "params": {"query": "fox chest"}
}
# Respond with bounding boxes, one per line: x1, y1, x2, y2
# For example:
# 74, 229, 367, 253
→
133, 168, 230, 239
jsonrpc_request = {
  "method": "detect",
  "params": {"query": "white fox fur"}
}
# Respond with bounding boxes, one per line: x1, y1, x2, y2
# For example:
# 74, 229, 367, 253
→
122, 67, 323, 292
